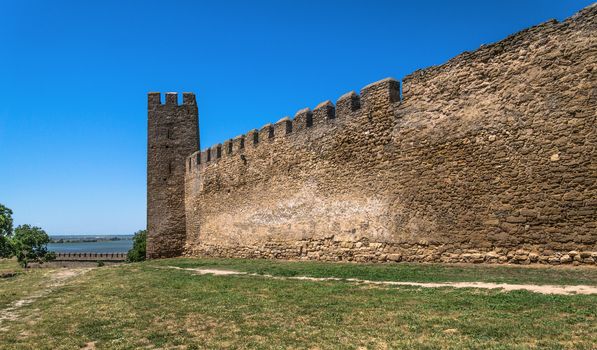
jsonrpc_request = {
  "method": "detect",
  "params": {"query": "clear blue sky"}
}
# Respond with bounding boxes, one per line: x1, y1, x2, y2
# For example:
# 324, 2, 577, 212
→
0, 0, 592, 235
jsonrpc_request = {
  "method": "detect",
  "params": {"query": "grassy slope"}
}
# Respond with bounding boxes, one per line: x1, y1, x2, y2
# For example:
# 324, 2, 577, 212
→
0, 259, 52, 309
0, 258, 595, 349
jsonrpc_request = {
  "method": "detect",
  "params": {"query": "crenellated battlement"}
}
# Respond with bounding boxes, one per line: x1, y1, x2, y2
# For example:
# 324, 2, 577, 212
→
148, 92, 197, 108
186, 77, 400, 173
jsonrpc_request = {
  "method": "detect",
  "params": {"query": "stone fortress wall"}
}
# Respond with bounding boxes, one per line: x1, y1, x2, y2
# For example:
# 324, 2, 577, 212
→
149, 4, 596, 264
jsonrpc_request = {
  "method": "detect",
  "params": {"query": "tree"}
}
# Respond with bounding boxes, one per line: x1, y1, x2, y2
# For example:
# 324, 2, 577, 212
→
127, 229, 147, 262
0, 204, 14, 258
12, 224, 56, 268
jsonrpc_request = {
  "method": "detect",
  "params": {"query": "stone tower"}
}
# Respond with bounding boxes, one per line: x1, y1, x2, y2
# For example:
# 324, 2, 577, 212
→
147, 92, 199, 258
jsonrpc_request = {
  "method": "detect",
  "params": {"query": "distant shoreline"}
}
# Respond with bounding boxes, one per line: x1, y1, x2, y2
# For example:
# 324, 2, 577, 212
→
49, 235, 132, 244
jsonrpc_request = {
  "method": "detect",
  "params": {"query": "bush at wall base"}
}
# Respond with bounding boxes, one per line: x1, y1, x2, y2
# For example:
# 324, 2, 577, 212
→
127, 229, 147, 262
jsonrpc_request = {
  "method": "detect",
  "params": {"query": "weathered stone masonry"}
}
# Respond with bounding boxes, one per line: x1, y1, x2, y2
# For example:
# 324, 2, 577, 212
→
147, 92, 199, 258
149, 5, 596, 264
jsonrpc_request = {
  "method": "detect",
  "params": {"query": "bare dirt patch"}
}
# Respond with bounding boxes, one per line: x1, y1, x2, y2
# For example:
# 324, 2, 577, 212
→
0, 272, 17, 279
80, 341, 96, 350
162, 266, 597, 295
166, 266, 244, 276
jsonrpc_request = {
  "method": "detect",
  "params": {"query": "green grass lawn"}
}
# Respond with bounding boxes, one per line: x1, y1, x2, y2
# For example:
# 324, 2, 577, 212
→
149, 257, 597, 286
0, 258, 595, 349
0, 258, 20, 273
0, 259, 52, 310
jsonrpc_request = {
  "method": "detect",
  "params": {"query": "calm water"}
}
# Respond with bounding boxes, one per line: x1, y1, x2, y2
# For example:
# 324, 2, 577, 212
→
48, 235, 133, 253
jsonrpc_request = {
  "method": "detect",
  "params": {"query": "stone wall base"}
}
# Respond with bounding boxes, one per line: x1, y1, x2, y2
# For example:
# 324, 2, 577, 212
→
185, 237, 597, 265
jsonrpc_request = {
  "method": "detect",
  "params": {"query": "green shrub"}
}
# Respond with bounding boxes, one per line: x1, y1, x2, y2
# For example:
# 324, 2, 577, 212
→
12, 224, 56, 268
0, 204, 14, 259
127, 229, 147, 262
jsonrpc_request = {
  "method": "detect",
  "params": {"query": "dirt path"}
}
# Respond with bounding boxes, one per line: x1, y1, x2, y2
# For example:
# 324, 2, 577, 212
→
0, 268, 91, 330
162, 266, 597, 295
